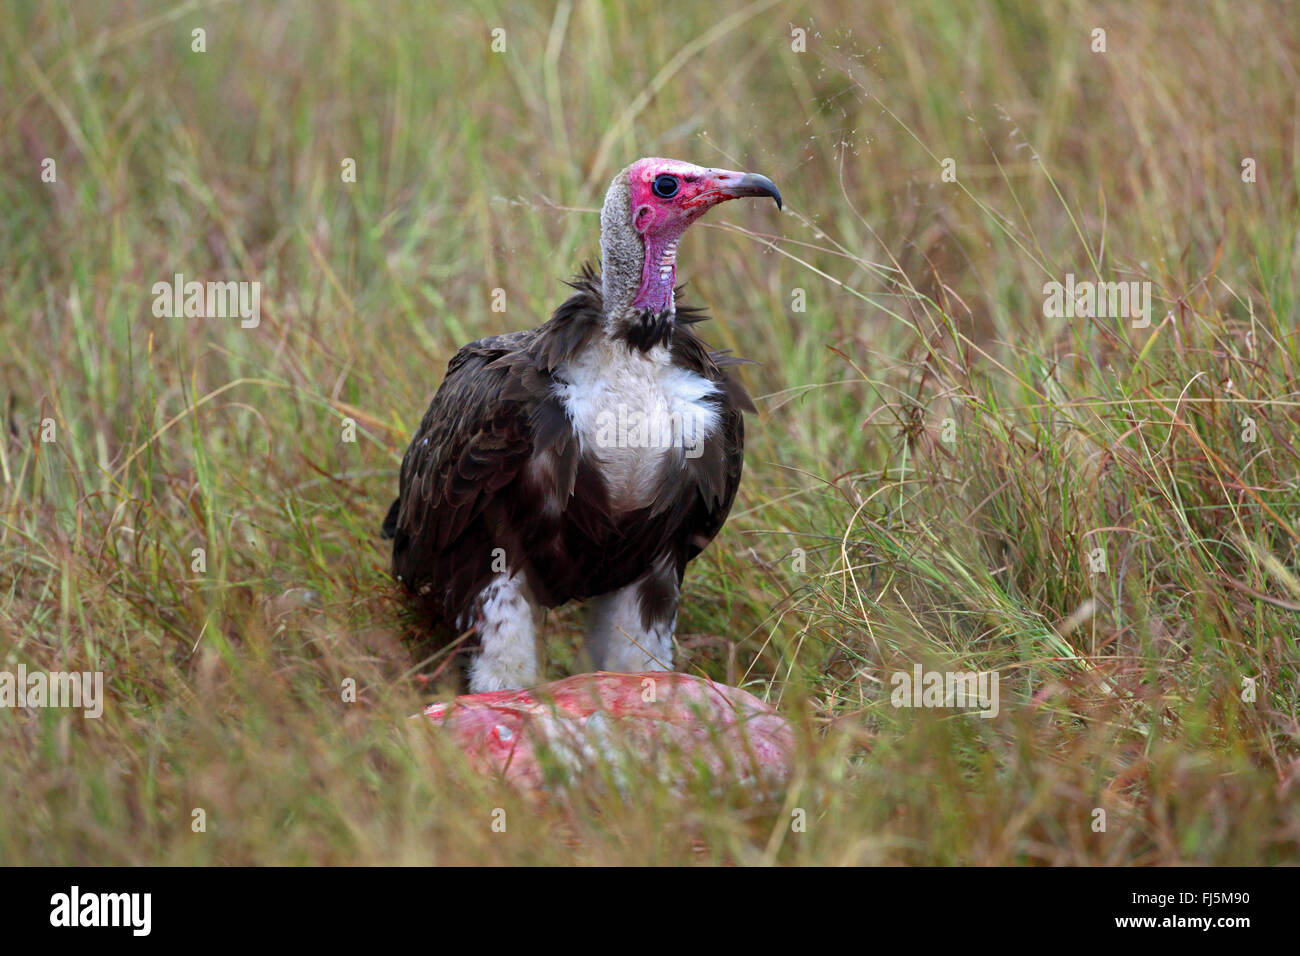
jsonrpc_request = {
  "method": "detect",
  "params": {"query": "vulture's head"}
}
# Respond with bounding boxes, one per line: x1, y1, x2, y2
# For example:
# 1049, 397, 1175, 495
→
600, 157, 781, 322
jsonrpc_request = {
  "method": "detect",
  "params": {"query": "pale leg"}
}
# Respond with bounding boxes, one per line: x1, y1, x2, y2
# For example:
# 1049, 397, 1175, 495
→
468, 572, 541, 692
584, 565, 678, 673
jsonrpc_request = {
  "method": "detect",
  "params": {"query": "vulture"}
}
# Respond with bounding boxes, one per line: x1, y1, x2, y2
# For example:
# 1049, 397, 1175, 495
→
382, 157, 782, 692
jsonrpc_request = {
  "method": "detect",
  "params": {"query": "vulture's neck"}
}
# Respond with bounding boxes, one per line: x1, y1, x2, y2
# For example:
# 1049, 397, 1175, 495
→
630, 236, 677, 314
598, 176, 679, 351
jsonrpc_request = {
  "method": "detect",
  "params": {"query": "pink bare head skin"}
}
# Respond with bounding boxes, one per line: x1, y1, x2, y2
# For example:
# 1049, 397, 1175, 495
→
599, 157, 781, 319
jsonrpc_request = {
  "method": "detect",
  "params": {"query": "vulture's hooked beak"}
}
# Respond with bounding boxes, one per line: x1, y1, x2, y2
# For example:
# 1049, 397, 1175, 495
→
709, 169, 783, 210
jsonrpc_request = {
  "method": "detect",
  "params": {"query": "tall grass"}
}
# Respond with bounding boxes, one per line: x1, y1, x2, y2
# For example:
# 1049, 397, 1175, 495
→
1, 0, 1296, 864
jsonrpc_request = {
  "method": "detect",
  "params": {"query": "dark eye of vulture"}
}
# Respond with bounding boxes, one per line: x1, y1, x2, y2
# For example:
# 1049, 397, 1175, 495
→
382, 156, 781, 692
652, 173, 680, 198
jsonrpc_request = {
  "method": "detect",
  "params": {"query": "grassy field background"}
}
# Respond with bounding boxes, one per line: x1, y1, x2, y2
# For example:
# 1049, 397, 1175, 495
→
2, 0, 1297, 864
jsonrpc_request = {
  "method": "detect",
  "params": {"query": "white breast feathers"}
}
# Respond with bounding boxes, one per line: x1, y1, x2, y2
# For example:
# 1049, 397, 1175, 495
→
553, 341, 720, 511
